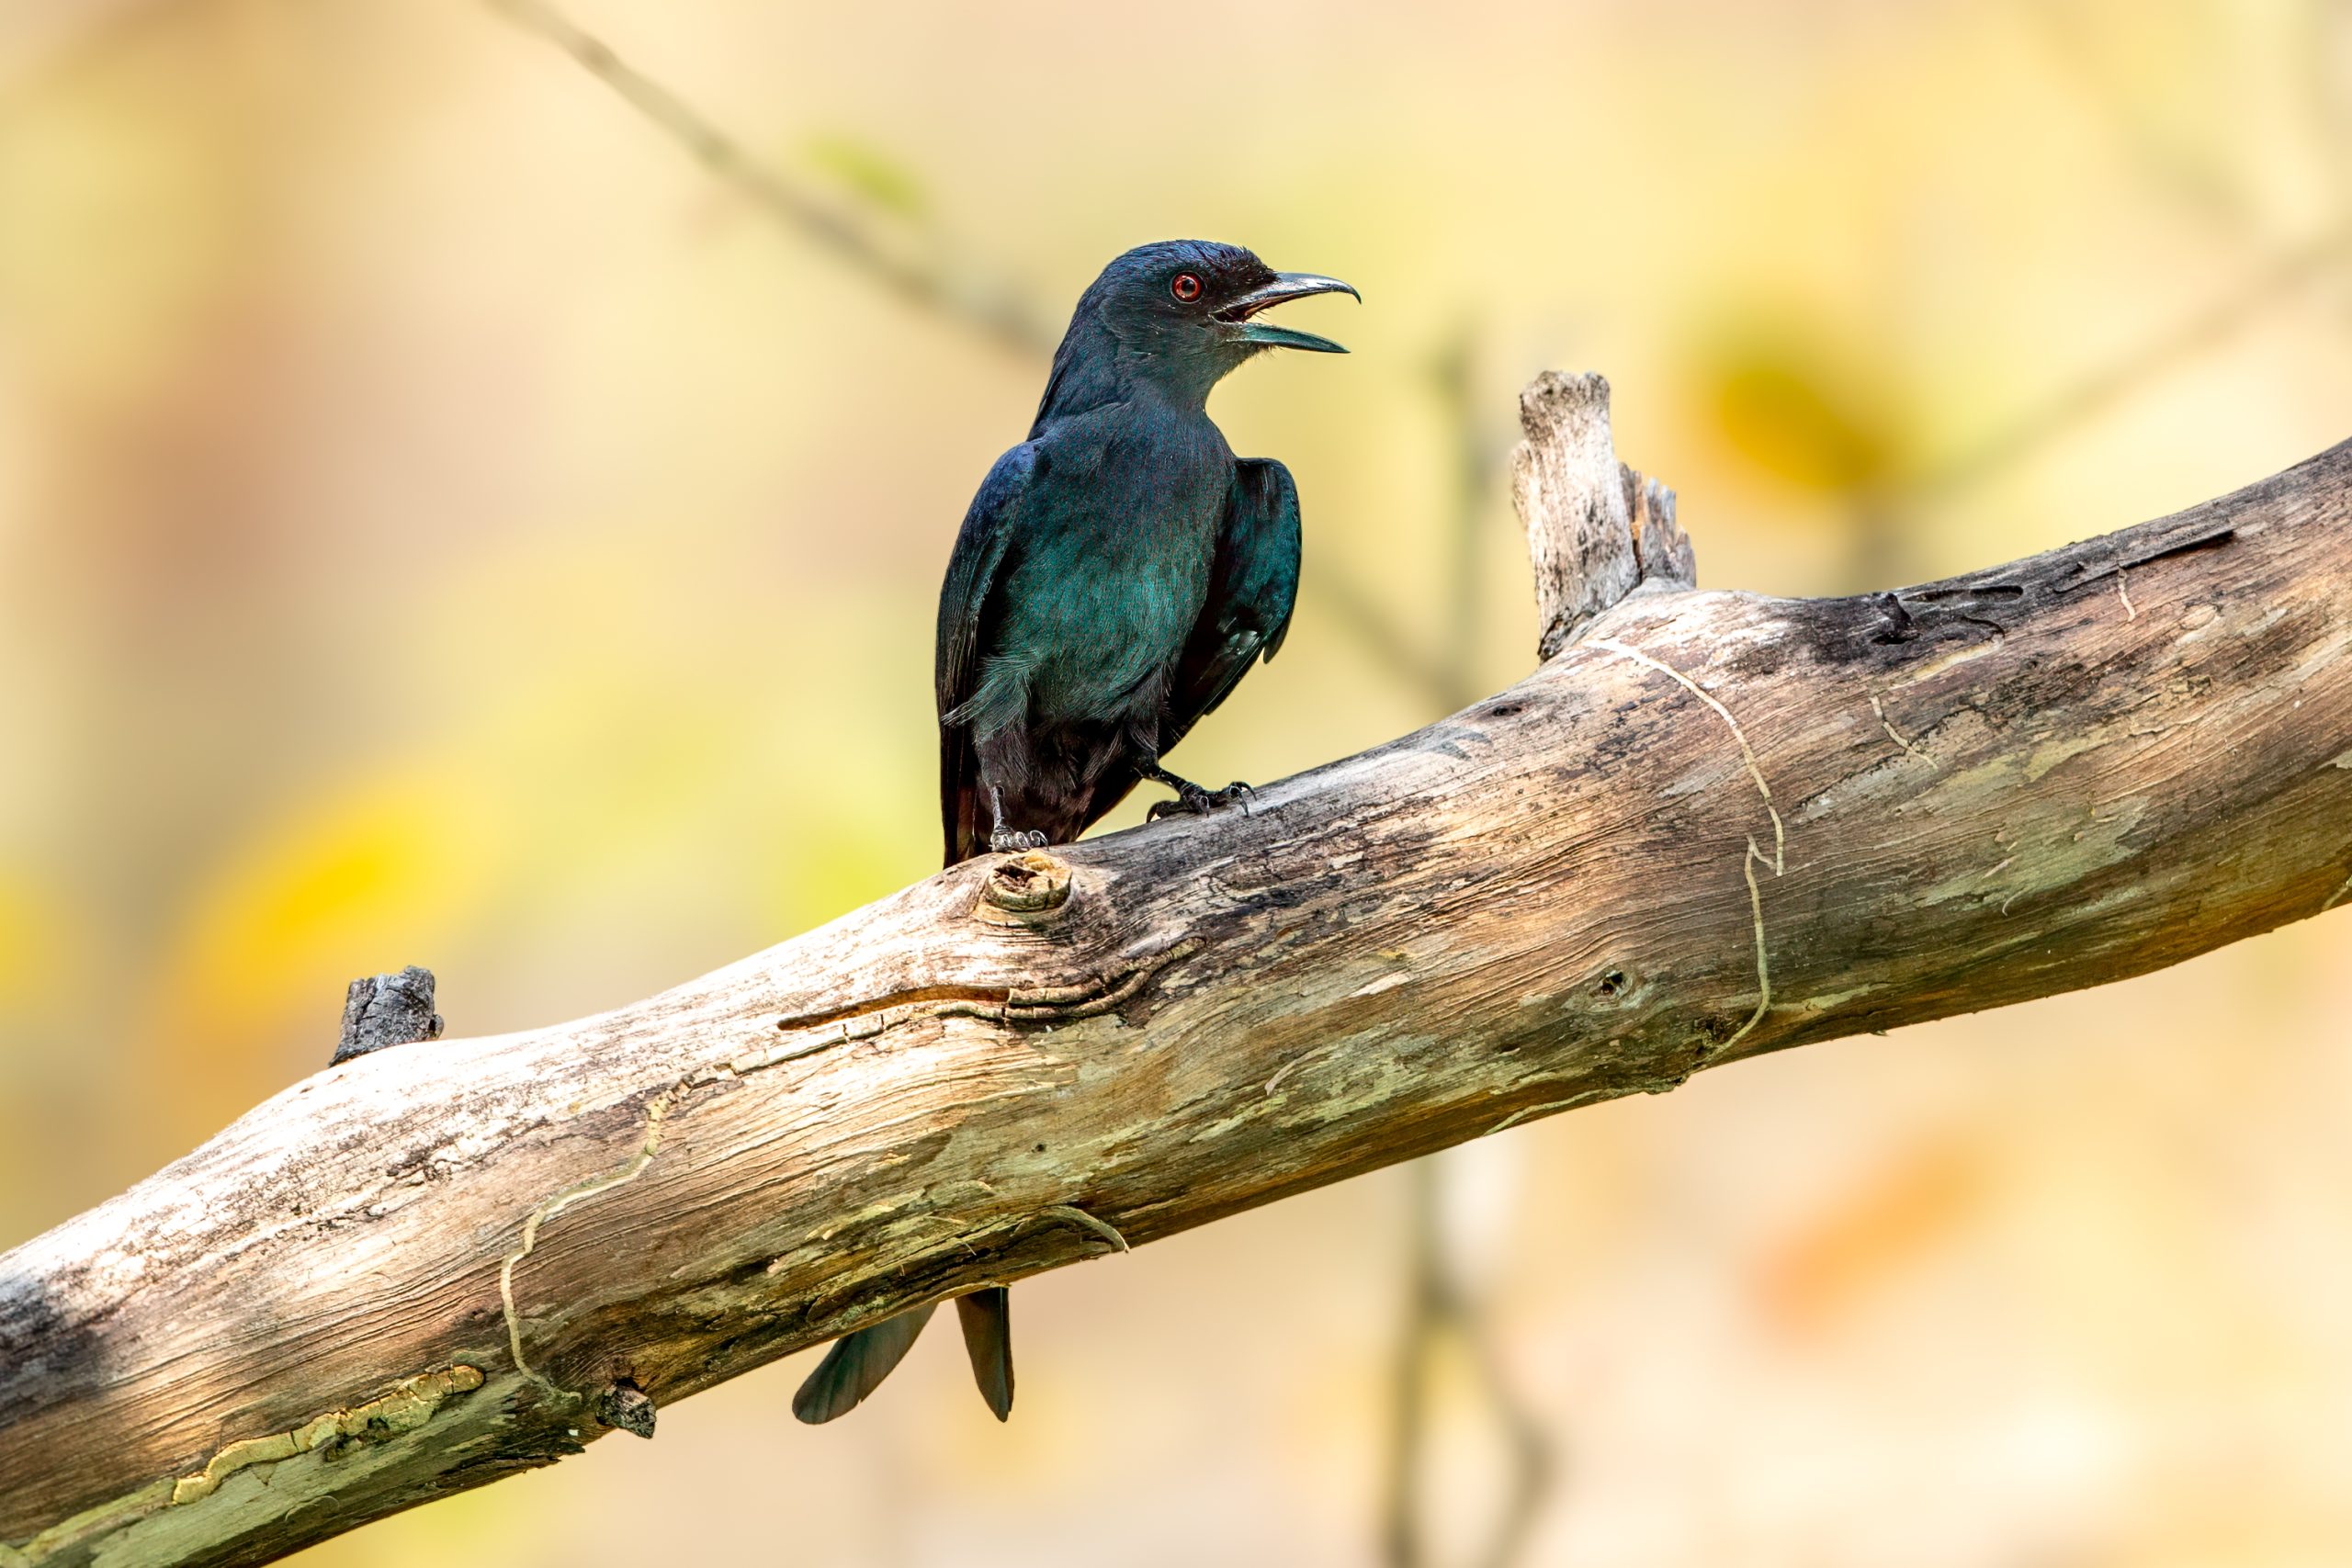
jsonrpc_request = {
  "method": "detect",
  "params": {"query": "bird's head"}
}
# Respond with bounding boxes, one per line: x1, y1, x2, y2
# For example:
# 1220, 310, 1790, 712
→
1045, 240, 1358, 414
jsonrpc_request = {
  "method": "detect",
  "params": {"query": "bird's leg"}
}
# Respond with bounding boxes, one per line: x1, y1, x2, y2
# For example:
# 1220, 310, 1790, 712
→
1142, 763, 1254, 822
986, 784, 1047, 853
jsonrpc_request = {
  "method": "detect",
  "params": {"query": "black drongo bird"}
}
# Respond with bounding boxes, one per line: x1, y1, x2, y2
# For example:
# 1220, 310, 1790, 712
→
790, 240, 1355, 1426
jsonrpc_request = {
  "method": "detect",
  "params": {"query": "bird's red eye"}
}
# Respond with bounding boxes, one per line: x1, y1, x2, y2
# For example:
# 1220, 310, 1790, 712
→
1170, 273, 1203, 302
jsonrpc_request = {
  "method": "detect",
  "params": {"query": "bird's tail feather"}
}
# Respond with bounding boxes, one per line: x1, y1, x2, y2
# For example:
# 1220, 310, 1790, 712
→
789, 1292, 1016, 1423
791, 1303, 939, 1424
956, 1288, 1015, 1420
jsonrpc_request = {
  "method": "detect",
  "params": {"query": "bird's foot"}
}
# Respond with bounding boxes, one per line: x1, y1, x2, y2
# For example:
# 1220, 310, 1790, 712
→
1148, 779, 1254, 822
989, 826, 1049, 853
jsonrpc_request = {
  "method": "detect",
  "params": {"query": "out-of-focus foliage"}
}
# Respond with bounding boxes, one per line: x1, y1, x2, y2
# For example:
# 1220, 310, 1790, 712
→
1703, 326, 1898, 494
801, 131, 929, 221
0, 2, 2347, 1564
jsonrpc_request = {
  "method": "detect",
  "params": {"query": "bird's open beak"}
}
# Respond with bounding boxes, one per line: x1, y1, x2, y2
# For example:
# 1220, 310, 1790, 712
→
1217, 271, 1360, 354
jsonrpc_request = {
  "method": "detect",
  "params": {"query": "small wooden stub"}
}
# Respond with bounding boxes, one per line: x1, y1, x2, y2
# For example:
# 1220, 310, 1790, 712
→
596, 1379, 657, 1440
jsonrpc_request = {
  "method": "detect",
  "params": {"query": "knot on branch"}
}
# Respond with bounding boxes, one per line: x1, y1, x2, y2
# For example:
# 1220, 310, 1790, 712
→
977, 849, 1073, 927
332, 966, 444, 1066
1511, 371, 1694, 660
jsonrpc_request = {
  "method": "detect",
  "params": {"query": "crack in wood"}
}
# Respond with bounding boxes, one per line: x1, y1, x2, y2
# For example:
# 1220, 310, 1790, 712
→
2052, 527, 2238, 598
740, 939, 1204, 1082
1906, 583, 2027, 603
0, 1366, 486, 1565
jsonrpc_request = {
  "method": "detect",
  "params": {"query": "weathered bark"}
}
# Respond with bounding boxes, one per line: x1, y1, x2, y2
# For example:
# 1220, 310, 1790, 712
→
3, 373, 2346, 1568
1514, 370, 1696, 657
330, 968, 444, 1066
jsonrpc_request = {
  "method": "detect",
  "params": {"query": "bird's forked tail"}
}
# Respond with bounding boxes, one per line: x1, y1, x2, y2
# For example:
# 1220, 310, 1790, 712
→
791, 1289, 1012, 1423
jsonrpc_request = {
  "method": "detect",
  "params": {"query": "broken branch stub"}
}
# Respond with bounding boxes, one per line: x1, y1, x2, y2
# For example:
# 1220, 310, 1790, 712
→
1511, 370, 1697, 658
330, 966, 444, 1066
594, 1380, 656, 1441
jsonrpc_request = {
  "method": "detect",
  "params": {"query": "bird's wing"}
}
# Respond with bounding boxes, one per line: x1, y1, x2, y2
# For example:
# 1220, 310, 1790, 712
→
1072, 458, 1299, 835
937, 442, 1038, 864
1162, 456, 1302, 751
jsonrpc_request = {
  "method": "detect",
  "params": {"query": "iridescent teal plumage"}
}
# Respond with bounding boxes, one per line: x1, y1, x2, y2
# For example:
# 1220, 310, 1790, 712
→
936, 240, 1350, 862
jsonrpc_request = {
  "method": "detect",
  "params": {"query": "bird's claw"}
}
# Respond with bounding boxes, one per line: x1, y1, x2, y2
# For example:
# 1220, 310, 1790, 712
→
1148, 781, 1254, 822
989, 828, 1049, 853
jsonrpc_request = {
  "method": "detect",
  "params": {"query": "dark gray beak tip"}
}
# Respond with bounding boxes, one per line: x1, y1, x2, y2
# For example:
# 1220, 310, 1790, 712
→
1224, 270, 1359, 355
1268, 272, 1360, 308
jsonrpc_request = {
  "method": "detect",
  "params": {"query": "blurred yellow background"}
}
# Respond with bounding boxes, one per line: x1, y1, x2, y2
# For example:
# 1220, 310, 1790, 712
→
4, 1, 2350, 1563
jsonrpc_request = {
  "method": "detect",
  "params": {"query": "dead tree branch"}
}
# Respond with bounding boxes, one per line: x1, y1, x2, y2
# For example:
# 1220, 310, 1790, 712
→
3, 373, 2347, 1567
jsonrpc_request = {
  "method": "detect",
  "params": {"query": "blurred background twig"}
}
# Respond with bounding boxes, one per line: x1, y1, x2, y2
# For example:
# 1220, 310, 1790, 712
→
483, 0, 1453, 707
1903, 213, 2352, 506
1379, 322, 1554, 1568
482, 0, 1056, 357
